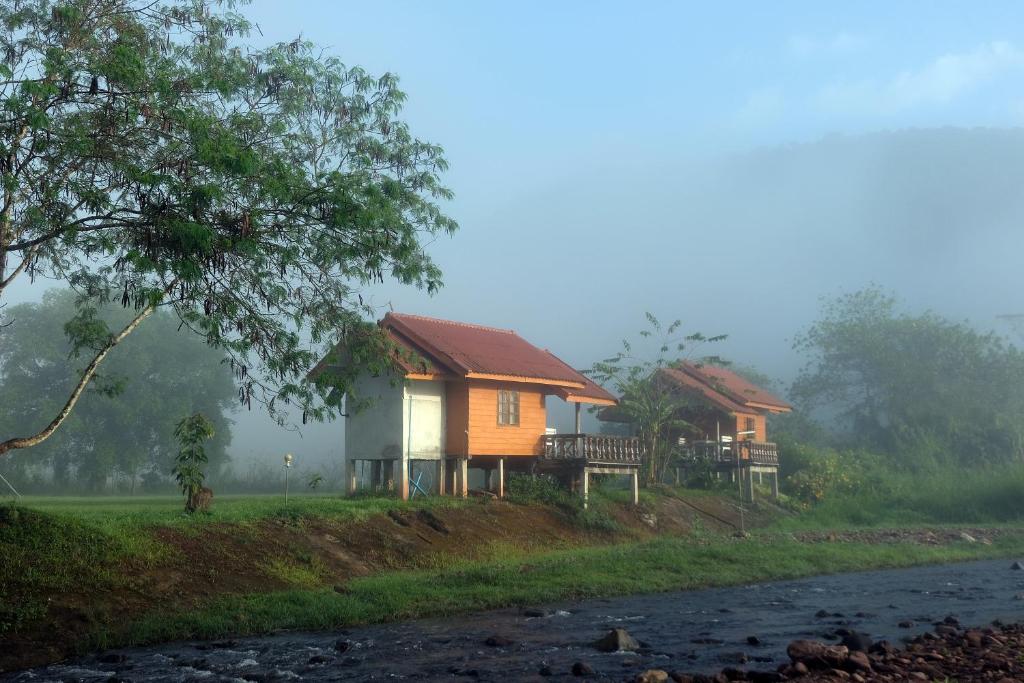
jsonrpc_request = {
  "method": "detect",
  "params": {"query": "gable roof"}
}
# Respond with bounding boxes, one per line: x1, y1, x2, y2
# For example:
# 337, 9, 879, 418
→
659, 362, 792, 414
379, 313, 616, 403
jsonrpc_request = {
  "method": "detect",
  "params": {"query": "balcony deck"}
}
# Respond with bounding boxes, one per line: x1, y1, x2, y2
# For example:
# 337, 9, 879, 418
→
542, 433, 644, 466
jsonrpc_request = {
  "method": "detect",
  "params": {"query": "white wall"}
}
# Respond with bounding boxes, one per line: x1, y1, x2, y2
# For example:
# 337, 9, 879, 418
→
344, 373, 405, 462
402, 380, 445, 461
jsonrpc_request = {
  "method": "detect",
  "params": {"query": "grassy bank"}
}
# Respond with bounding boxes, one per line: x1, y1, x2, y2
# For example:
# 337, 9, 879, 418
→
109, 531, 1024, 651
5, 485, 1024, 670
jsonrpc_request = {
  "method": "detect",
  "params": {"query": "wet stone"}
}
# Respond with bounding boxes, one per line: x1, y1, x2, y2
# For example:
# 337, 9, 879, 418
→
572, 661, 595, 676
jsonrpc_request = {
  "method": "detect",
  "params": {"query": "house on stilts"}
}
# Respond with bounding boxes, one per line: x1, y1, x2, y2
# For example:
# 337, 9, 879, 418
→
601, 362, 791, 501
312, 313, 643, 505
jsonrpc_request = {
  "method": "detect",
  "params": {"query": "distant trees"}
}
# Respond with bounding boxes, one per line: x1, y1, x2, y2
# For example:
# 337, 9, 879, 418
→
792, 286, 1024, 466
0, 290, 234, 492
0, 0, 455, 459
589, 314, 726, 484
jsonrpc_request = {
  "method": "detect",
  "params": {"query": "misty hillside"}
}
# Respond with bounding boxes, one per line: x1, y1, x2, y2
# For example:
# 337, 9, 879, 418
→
236, 127, 1024, 464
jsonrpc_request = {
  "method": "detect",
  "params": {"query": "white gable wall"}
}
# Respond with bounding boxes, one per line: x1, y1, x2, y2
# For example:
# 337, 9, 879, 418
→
344, 373, 405, 462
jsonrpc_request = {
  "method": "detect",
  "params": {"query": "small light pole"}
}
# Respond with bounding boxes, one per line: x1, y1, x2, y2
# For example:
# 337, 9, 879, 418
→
284, 453, 293, 504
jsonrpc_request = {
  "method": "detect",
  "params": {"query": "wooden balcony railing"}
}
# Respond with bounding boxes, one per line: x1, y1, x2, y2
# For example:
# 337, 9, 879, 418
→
683, 440, 779, 466
543, 434, 644, 464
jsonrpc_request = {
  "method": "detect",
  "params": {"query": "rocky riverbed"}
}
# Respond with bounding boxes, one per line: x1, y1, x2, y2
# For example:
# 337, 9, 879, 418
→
5, 558, 1024, 682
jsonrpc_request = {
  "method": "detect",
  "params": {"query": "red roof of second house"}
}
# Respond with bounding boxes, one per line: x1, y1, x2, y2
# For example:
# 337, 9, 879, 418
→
659, 362, 792, 414
381, 313, 601, 391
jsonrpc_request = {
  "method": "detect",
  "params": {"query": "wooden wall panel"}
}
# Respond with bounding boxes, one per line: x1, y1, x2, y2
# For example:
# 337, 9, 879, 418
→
445, 381, 469, 456
466, 380, 547, 457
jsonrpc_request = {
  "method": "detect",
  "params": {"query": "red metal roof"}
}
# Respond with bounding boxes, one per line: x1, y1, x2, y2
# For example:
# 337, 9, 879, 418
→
677, 362, 792, 412
658, 367, 754, 415
381, 313, 595, 390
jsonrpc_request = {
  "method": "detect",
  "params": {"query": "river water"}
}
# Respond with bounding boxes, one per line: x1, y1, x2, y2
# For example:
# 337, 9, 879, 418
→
7, 558, 1024, 682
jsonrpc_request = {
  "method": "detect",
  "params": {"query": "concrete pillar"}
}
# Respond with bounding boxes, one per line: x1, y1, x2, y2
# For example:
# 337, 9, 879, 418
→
574, 402, 582, 433
497, 457, 505, 499
581, 466, 590, 510
383, 460, 395, 492
631, 468, 639, 505
458, 458, 469, 497
770, 470, 780, 499
437, 459, 447, 496
346, 458, 357, 495
398, 460, 409, 501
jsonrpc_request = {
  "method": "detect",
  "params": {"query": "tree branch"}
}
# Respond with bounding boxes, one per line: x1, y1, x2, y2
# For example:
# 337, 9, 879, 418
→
0, 299, 158, 457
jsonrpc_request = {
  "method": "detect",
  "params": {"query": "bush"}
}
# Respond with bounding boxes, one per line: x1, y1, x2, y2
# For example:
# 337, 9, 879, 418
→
779, 440, 887, 508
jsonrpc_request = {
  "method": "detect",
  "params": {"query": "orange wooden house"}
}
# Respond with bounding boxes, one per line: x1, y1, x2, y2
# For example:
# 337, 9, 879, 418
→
315, 313, 643, 502
654, 362, 791, 498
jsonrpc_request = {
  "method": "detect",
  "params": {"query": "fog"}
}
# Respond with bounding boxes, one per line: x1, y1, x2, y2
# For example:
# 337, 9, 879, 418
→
6, 2, 1024, 474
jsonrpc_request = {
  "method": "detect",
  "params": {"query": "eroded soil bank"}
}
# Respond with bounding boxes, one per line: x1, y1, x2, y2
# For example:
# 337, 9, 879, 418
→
7, 558, 1024, 682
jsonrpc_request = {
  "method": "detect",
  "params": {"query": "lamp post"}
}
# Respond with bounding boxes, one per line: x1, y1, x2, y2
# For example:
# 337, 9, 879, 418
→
284, 453, 293, 504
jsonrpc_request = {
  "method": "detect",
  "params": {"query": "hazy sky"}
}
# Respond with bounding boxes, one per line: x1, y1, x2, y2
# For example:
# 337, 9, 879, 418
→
9, 2, 1024, 466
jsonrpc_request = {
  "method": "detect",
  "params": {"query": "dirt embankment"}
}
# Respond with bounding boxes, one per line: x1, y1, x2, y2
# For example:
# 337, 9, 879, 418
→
1, 492, 767, 671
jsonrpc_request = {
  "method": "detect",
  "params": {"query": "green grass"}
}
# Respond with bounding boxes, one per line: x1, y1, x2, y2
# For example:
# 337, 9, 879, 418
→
777, 466, 1024, 530
113, 530, 1024, 649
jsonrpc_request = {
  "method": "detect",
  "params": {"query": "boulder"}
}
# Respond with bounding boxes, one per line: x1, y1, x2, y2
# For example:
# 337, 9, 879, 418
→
594, 628, 640, 652
484, 635, 514, 647
958, 531, 976, 543
636, 670, 669, 683
786, 640, 849, 670
845, 651, 872, 672
1010, 560, 1024, 570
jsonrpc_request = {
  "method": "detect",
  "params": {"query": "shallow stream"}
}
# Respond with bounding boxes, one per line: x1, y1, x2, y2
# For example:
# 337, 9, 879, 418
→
7, 558, 1024, 682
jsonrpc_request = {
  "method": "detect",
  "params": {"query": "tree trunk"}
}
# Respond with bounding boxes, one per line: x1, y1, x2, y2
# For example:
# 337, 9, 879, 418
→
0, 303, 158, 457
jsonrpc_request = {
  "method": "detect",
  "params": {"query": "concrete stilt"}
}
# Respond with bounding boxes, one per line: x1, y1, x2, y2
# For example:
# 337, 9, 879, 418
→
398, 459, 409, 500
437, 459, 447, 496
581, 466, 590, 510
458, 458, 469, 498
497, 458, 505, 499
631, 469, 640, 505
346, 458, 357, 495
770, 470, 779, 499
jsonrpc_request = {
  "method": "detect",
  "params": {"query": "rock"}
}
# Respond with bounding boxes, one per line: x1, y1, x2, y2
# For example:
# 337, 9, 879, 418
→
539, 664, 553, 676
386, 509, 411, 526
594, 628, 640, 652
958, 531, 976, 543
898, 620, 915, 628
934, 624, 959, 637
484, 635, 514, 647
746, 635, 761, 646
720, 668, 747, 681
747, 674, 782, 683
636, 670, 669, 683
572, 661, 595, 676
1010, 560, 1024, 570
868, 640, 895, 655
845, 651, 872, 672
840, 632, 873, 653
334, 639, 351, 652
965, 630, 983, 648
99, 653, 128, 664
640, 512, 658, 528
522, 608, 548, 618
307, 655, 331, 665
786, 640, 849, 670
815, 609, 830, 618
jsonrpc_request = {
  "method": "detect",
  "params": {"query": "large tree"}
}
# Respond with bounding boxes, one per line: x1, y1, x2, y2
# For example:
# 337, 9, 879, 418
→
0, 289, 234, 491
0, 0, 456, 457
792, 287, 1024, 465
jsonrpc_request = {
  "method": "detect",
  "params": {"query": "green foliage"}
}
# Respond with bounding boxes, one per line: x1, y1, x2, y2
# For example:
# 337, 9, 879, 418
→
0, 290, 235, 491
307, 473, 324, 491
506, 473, 621, 533
793, 286, 1024, 466
0, 0, 457, 453
172, 414, 215, 507
589, 313, 727, 484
